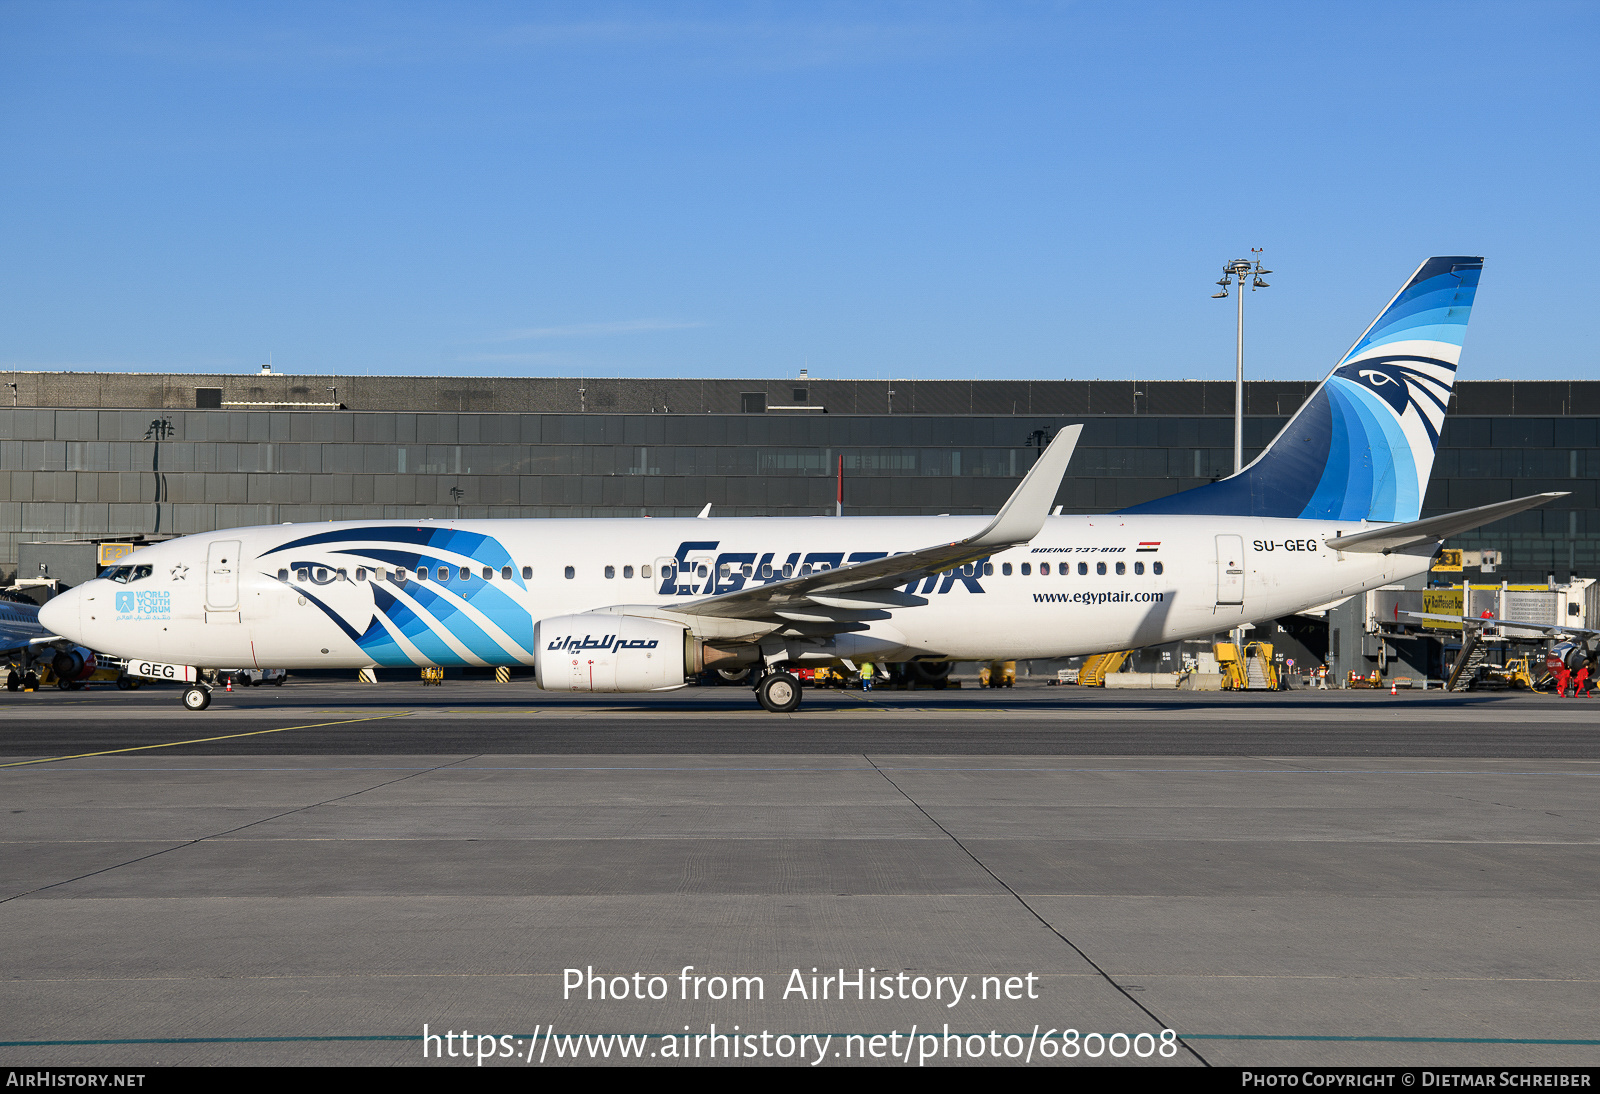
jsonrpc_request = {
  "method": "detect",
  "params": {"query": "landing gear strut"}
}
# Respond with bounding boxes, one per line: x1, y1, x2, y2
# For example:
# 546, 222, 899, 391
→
755, 671, 802, 713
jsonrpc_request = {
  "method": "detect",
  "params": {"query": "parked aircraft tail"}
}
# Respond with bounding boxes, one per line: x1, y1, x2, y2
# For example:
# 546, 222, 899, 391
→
1122, 256, 1483, 522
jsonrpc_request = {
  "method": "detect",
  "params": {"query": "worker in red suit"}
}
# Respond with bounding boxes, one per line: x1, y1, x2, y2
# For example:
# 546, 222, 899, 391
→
1554, 663, 1572, 698
1574, 663, 1591, 698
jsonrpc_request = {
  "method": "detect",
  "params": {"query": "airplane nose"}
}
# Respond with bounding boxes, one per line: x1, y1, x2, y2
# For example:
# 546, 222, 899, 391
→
38, 588, 81, 642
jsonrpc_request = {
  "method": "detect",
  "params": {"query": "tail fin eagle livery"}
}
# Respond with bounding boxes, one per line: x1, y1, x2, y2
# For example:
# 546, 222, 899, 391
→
1122, 256, 1482, 523
38, 255, 1567, 712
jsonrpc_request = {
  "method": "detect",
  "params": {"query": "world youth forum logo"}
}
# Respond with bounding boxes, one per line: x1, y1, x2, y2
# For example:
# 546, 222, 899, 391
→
115, 590, 172, 616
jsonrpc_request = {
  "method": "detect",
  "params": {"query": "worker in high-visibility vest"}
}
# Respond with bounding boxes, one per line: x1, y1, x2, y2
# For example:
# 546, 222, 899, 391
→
859, 662, 875, 691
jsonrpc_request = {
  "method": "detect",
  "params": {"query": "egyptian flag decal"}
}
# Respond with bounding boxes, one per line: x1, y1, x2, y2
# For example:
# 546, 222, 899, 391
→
1136, 541, 1161, 553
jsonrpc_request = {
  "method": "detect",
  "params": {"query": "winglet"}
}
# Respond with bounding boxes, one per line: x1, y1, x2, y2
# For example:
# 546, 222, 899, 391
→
665, 423, 1081, 620
968, 424, 1081, 549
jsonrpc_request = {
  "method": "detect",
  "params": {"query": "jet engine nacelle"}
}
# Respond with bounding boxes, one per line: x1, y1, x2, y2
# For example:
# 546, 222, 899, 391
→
51, 646, 96, 682
907, 660, 953, 684
533, 614, 692, 692
1548, 642, 1588, 674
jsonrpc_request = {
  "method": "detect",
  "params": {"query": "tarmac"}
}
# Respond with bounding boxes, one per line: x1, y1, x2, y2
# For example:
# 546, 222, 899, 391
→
2, 679, 1597, 1068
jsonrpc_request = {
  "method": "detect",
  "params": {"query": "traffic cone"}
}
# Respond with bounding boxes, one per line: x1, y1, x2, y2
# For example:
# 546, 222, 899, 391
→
1389, 682, 1397, 696
226, 677, 233, 692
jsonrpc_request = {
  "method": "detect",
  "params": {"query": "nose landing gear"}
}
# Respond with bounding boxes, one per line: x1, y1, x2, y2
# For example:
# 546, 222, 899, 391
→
182, 685, 212, 711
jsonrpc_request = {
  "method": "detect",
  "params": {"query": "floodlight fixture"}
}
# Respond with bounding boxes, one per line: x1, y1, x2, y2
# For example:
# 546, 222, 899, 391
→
1211, 248, 1274, 474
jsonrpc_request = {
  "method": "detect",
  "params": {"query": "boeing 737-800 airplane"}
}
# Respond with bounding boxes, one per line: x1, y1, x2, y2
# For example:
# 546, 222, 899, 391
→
39, 256, 1561, 711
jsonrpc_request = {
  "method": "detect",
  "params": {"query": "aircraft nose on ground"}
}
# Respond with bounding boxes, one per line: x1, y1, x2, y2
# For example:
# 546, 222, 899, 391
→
38, 587, 82, 642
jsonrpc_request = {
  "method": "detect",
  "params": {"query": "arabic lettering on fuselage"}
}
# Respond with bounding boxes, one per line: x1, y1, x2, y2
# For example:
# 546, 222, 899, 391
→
547, 634, 660, 652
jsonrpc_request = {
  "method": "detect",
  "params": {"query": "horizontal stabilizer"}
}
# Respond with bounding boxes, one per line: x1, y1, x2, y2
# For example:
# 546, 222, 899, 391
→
1326, 492, 1566, 554
1294, 595, 1353, 619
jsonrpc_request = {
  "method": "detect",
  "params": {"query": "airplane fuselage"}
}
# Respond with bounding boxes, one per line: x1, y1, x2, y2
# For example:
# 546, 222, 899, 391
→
49, 514, 1424, 675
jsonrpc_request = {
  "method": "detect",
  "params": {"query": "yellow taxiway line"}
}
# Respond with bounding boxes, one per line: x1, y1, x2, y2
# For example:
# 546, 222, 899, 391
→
0, 713, 414, 769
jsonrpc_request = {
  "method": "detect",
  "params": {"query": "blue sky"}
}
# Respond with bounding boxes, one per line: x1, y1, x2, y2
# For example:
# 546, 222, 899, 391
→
1, 1, 1595, 382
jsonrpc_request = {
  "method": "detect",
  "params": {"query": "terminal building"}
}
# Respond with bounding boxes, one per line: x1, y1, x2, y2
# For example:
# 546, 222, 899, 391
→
2, 371, 1594, 682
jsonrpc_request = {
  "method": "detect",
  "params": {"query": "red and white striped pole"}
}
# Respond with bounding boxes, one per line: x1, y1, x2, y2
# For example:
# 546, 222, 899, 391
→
836, 454, 843, 517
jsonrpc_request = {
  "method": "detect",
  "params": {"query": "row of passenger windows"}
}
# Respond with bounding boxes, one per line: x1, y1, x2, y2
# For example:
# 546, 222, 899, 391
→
283, 565, 534, 584
999, 560, 1163, 576
283, 558, 1166, 585
594, 562, 824, 581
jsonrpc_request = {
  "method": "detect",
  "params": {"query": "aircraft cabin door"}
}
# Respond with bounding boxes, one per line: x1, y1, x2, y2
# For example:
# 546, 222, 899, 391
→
1215, 534, 1245, 606
206, 540, 242, 614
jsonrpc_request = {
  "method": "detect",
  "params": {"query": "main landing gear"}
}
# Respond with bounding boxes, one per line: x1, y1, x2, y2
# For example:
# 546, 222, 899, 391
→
755, 670, 802, 713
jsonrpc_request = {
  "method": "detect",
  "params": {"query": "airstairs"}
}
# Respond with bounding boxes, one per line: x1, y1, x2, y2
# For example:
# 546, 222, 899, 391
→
1246, 658, 1272, 690
1446, 634, 1489, 692
1078, 650, 1133, 686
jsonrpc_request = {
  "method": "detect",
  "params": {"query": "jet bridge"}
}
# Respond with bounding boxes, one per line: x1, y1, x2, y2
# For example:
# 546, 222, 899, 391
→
1359, 579, 1597, 690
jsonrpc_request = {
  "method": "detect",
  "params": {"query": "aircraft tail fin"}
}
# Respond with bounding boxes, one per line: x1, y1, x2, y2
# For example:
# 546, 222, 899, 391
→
1122, 256, 1483, 522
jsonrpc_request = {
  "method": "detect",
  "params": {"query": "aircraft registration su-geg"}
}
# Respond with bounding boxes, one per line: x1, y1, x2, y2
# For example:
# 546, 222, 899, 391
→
39, 257, 1565, 711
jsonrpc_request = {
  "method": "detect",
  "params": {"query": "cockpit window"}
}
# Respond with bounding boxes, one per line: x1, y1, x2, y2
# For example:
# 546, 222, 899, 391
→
104, 565, 153, 584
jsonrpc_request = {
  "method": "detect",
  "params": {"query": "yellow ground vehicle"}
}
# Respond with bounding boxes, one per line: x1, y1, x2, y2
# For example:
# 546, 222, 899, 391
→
1480, 657, 1538, 690
807, 666, 850, 689
978, 661, 1015, 688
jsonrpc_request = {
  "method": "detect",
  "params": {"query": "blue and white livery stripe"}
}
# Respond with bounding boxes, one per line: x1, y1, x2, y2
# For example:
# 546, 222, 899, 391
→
262, 525, 535, 667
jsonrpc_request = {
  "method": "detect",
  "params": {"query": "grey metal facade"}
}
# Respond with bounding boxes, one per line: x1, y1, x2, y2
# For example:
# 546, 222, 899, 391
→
0, 373, 1594, 586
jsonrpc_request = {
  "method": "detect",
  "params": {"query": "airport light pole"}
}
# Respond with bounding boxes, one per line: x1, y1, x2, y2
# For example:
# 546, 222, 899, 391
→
1211, 250, 1272, 473
1211, 252, 1271, 661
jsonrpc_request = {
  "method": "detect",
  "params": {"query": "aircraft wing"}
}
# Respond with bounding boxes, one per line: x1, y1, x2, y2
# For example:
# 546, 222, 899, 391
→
0, 622, 42, 650
0, 608, 61, 657
1326, 493, 1567, 554
665, 425, 1082, 624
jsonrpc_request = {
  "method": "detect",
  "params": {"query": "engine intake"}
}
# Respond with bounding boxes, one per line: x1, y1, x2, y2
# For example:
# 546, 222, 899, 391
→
51, 647, 96, 682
